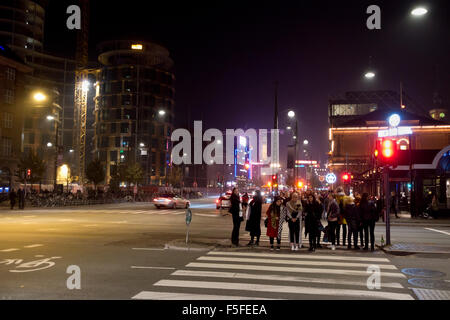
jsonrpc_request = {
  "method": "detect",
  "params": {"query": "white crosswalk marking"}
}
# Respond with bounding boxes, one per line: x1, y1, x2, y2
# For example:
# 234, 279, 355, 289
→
197, 256, 398, 270
153, 279, 414, 300
132, 250, 414, 300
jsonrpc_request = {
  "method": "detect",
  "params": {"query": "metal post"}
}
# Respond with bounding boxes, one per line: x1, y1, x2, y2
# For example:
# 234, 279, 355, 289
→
384, 166, 391, 245
54, 118, 59, 192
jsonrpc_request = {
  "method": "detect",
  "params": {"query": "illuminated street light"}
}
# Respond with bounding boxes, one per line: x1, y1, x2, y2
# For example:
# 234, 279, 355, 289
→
46, 115, 55, 121
364, 71, 375, 79
69, 149, 74, 153
47, 142, 53, 147
139, 142, 145, 147
33, 92, 47, 102
286, 126, 292, 130
82, 80, 90, 92
288, 110, 295, 118
158, 110, 166, 116
411, 7, 428, 16
303, 139, 309, 146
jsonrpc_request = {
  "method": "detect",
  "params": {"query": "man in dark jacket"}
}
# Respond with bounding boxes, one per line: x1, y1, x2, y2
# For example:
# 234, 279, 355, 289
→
361, 193, 378, 251
229, 188, 241, 247
18, 187, 25, 210
9, 188, 17, 210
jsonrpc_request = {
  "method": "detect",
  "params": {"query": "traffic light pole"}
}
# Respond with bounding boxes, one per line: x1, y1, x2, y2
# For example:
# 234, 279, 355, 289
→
383, 166, 391, 245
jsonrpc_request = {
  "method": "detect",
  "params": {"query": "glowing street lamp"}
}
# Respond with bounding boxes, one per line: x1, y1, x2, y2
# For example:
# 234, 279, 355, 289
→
411, 7, 428, 16
303, 139, 309, 146
33, 92, 47, 102
158, 110, 166, 116
46, 142, 53, 147
364, 71, 375, 79
288, 110, 295, 118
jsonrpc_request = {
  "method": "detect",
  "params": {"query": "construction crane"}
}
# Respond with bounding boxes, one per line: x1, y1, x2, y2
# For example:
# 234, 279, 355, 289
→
73, 0, 90, 184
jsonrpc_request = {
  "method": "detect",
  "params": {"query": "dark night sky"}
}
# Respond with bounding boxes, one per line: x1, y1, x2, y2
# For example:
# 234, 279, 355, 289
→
43, 0, 450, 164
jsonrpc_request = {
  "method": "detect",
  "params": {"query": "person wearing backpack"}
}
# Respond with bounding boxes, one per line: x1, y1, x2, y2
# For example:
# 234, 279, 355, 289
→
361, 193, 378, 251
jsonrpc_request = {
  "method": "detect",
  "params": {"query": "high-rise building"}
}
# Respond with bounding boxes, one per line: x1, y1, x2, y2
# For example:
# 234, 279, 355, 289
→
0, 45, 32, 188
0, 0, 83, 187
94, 40, 175, 185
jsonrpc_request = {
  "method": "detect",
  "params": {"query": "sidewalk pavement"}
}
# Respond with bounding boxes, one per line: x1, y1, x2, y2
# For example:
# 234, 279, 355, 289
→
377, 212, 450, 227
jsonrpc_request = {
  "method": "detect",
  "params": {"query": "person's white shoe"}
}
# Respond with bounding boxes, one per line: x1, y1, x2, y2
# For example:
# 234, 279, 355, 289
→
294, 245, 299, 251
331, 245, 336, 251
291, 244, 295, 251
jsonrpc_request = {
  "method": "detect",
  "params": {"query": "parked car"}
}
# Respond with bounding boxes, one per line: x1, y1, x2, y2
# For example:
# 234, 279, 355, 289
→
216, 191, 233, 210
152, 193, 190, 209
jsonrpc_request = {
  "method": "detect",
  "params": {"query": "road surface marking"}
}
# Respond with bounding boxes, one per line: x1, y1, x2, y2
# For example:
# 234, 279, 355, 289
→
0, 248, 19, 252
172, 211, 185, 215
38, 228, 57, 231
171, 270, 404, 289
83, 224, 98, 227
23, 215, 36, 218
208, 251, 391, 262
153, 279, 414, 300
186, 262, 406, 278
132, 291, 278, 300
194, 213, 219, 218
23, 244, 43, 248
131, 266, 175, 270
197, 256, 398, 270
132, 248, 166, 251
58, 219, 75, 222
425, 228, 450, 236
111, 221, 128, 224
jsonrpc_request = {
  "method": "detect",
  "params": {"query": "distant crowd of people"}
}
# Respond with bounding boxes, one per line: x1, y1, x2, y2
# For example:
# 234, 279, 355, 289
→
228, 187, 381, 252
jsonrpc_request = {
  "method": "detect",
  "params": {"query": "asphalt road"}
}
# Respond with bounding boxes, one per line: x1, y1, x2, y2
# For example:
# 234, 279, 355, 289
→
1, 196, 449, 300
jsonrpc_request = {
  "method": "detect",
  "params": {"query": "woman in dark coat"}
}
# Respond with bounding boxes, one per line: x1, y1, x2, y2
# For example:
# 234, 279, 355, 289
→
304, 194, 322, 251
246, 190, 263, 246
229, 187, 241, 247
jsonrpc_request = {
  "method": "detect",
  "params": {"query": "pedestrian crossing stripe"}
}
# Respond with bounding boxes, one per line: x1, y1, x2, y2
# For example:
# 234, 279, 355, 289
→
132, 291, 279, 300
185, 262, 406, 278
153, 279, 414, 300
171, 269, 405, 289
207, 251, 390, 262
196, 256, 398, 270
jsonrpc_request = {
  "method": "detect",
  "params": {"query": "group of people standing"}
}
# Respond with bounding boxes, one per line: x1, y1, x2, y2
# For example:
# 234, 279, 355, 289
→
229, 187, 379, 252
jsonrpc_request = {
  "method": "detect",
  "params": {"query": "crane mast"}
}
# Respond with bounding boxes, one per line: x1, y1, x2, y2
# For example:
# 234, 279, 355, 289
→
73, 0, 89, 184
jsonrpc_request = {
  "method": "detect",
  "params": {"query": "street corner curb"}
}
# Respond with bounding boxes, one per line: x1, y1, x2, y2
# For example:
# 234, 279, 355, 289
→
164, 239, 217, 251
377, 244, 450, 256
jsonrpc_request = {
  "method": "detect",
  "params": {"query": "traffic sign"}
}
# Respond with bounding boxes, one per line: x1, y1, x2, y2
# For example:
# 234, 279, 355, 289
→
185, 208, 192, 225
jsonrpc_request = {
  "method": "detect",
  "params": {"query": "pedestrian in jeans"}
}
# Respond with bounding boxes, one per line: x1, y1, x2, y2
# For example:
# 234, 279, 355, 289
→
266, 196, 283, 251
326, 192, 339, 251
335, 187, 347, 246
285, 191, 302, 251
360, 193, 378, 251
229, 187, 241, 247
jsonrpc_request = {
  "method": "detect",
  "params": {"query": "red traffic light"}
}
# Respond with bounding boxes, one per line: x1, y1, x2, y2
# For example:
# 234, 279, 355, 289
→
382, 139, 394, 158
244, 163, 250, 170
27, 169, 31, 177
272, 175, 276, 180
342, 173, 350, 181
